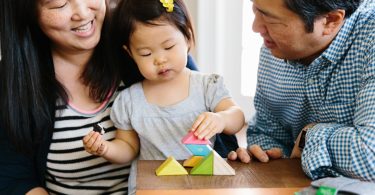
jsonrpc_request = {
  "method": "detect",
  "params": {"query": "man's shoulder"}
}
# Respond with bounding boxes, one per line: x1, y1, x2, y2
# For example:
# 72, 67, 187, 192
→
354, 0, 375, 31
332, 1, 375, 57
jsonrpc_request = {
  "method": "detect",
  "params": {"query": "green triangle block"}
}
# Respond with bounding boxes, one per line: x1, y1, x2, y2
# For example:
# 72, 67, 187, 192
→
190, 151, 213, 175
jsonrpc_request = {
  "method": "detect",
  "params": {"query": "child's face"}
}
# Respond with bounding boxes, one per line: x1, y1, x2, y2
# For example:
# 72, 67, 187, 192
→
125, 20, 190, 83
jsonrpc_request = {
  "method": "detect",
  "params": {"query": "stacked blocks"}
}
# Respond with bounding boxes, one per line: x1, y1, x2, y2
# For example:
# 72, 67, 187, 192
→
155, 131, 235, 176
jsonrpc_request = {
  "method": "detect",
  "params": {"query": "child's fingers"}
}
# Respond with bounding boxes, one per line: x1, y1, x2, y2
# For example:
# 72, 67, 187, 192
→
83, 131, 98, 148
90, 133, 103, 153
191, 114, 206, 132
97, 143, 106, 155
195, 120, 213, 139
203, 125, 218, 140
203, 131, 215, 140
83, 131, 95, 146
83, 132, 103, 154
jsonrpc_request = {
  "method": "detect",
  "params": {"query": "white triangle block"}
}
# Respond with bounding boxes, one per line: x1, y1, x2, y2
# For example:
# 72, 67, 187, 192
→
212, 150, 235, 175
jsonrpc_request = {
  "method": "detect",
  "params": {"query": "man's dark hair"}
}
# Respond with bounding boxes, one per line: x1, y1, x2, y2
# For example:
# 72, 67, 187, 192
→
284, 0, 362, 32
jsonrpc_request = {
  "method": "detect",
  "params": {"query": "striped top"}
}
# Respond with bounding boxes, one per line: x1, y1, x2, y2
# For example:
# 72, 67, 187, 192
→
46, 85, 131, 194
247, 0, 375, 181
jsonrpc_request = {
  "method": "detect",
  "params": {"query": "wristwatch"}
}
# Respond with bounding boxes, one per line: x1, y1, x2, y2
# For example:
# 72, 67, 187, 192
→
298, 123, 316, 150
298, 128, 307, 150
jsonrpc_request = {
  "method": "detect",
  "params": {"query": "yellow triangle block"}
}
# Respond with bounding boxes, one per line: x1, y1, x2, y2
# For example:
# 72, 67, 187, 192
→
183, 156, 204, 167
155, 156, 188, 176
212, 150, 235, 175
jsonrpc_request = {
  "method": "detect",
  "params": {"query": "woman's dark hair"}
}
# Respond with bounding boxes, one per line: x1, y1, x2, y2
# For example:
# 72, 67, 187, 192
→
0, 0, 119, 154
284, 0, 362, 32
109, 0, 195, 83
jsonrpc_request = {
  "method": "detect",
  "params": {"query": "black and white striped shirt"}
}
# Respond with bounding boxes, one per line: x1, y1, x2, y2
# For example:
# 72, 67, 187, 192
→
46, 85, 130, 194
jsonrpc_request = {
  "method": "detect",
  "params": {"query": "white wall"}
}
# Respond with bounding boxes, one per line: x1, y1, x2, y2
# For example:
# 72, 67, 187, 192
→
186, 0, 261, 122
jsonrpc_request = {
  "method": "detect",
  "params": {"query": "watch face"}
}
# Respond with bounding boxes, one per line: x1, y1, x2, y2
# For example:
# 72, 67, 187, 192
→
298, 130, 307, 150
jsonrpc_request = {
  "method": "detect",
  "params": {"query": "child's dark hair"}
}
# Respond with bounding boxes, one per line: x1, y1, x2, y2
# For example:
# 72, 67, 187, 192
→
111, 0, 195, 52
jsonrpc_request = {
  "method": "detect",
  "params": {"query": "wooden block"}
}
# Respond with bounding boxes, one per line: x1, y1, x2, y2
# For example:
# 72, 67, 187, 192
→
181, 131, 211, 145
190, 152, 213, 175
155, 156, 188, 176
212, 150, 235, 175
183, 156, 204, 167
185, 144, 212, 156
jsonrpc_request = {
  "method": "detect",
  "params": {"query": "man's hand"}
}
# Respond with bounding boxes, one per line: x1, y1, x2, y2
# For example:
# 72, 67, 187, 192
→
227, 145, 283, 163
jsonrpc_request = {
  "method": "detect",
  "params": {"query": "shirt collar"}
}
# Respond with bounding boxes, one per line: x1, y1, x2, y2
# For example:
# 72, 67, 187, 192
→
287, 5, 361, 67
320, 3, 364, 64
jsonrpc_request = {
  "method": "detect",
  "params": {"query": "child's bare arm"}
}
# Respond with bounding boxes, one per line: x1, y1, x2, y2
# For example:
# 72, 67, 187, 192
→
83, 129, 139, 164
101, 130, 139, 164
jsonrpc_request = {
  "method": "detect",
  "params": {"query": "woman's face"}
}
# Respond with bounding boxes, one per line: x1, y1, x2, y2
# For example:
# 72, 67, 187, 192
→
37, 0, 106, 53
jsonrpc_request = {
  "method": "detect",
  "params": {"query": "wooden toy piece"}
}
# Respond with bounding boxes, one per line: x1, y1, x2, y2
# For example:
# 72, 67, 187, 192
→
93, 123, 105, 135
185, 144, 212, 156
155, 156, 188, 176
181, 131, 212, 145
183, 156, 204, 167
212, 150, 235, 175
190, 152, 213, 175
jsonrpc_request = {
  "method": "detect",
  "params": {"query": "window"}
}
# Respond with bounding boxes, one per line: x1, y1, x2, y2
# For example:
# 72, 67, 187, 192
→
241, 0, 262, 97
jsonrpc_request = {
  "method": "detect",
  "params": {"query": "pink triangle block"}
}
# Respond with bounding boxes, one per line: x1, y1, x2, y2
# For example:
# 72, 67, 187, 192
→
181, 131, 211, 145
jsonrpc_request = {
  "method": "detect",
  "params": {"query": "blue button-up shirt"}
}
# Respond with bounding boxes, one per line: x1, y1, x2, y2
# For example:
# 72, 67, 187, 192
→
247, 0, 375, 181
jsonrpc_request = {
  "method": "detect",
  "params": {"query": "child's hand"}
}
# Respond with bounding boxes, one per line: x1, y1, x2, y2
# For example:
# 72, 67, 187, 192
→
83, 131, 108, 156
191, 112, 225, 140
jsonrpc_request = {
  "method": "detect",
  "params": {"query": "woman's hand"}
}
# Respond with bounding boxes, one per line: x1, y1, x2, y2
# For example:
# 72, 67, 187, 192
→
83, 131, 108, 156
191, 112, 226, 140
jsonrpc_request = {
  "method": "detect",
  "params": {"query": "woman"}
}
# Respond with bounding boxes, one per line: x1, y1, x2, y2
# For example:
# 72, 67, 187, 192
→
0, 0, 137, 194
0, 0, 234, 194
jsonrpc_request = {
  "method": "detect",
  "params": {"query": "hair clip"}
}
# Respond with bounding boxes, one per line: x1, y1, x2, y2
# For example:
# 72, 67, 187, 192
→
160, 0, 174, 12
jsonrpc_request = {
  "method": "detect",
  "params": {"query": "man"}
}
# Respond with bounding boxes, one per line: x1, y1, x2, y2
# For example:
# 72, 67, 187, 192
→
228, 0, 375, 181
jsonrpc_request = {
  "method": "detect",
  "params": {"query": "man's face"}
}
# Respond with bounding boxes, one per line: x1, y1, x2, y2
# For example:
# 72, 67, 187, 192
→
252, 0, 327, 64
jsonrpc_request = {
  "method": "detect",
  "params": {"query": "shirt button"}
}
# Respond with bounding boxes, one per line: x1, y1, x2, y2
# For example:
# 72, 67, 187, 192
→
308, 78, 314, 84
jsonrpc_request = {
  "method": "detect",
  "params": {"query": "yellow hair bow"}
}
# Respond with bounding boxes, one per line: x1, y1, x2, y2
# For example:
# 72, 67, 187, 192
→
160, 0, 174, 12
